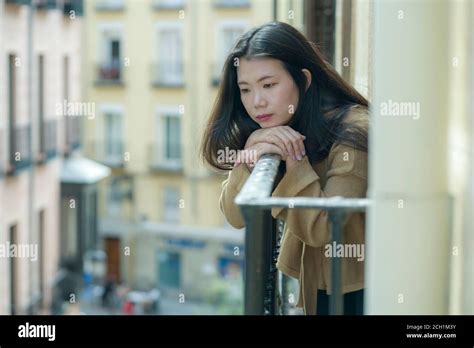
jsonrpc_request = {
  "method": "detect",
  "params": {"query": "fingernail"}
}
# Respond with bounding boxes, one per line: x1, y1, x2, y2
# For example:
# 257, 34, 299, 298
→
302, 151, 305, 157
297, 155, 302, 161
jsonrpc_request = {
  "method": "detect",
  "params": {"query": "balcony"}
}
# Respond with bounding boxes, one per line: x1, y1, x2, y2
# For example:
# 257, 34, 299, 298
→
5, 0, 31, 5
95, 0, 124, 11
149, 143, 183, 173
63, 0, 84, 17
95, 62, 124, 86
64, 116, 82, 156
235, 154, 370, 315
151, 62, 184, 88
36, 0, 57, 10
87, 140, 125, 168
7, 124, 32, 175
213, 0, 250, 9
152, 0, 185, 10
37, 118, 58, 164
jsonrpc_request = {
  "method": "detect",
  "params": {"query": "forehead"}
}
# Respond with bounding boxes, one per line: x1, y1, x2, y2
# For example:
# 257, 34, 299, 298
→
236, 57, 285, 81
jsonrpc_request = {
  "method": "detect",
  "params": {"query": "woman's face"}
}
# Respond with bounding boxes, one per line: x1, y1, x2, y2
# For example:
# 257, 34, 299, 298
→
237, 57, 300, 128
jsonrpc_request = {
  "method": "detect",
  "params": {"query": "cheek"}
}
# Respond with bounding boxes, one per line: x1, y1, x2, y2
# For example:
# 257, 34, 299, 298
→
274, 85, 299, 114
240, 94, 251, 111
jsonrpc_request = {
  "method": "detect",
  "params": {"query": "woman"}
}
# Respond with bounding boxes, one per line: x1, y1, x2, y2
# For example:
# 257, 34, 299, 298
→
201, 21, 369, 315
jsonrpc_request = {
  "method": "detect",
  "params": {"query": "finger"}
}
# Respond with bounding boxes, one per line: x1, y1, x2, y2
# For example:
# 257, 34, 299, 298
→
283, 127, 306, 157
286, 127, 306, 159
273, 129, 295, 160
279, 128, 301, 160
269, 133, 292, 158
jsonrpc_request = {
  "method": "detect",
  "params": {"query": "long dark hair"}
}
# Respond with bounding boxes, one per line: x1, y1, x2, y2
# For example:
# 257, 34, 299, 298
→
201, 21, 369, 172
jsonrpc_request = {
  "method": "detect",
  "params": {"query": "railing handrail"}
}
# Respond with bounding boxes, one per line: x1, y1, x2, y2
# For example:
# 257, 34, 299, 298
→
236, 154, 369, 210
235, 154, 371, 316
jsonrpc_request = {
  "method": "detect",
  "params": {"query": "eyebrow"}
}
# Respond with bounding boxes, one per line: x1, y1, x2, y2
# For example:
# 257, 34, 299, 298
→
237, 75, 275, 85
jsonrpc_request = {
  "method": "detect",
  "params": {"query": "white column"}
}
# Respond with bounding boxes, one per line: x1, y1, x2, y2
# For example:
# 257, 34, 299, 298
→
464, 1, 474, 315
366, 0, 451, 314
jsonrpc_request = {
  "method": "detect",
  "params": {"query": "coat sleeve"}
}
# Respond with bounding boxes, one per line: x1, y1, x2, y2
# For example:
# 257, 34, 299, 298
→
271, 143, 368, 247
219, 164, 251, 229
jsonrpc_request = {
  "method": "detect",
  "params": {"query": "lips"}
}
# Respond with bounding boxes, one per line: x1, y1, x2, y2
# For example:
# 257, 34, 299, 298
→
256, 114, 273, 122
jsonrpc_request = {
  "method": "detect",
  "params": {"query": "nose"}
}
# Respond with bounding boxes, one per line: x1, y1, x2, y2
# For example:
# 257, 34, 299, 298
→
253, 90, 267, 109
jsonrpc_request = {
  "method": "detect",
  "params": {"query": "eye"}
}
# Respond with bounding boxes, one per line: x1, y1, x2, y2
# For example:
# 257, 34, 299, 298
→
263, 83, 275, 88
240, 88, 250, 93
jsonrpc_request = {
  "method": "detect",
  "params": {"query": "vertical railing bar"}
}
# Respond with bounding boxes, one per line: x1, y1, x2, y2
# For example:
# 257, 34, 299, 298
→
328, 210, 345, 315
242, 206, 275, 315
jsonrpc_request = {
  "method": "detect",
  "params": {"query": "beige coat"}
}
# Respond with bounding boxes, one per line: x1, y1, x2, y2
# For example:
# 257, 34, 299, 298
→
219, 106, 369, 315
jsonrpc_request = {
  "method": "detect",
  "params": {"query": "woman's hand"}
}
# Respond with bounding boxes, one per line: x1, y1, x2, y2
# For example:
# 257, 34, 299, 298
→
235, 142, 286, 170
245, 126, 306, 161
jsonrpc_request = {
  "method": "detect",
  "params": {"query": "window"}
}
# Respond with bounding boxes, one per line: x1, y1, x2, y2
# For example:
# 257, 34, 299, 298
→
61, 196, 78, 258
214, 21, 247, 85
38, 55, 45, 157
213, 0, 250, 8
8, 54, 17, 168
152, 0, 185, 9
104, 112, 123, 161
107, 177, 122, 217
97, 23, 123, 83
162, 186, 180, 222
64, 56, 71, 151
158, 251, 181, 288
153, 107, 182, 169
95, 0, 124, 11
155, 22, 183, 86
97, 104, 123, 166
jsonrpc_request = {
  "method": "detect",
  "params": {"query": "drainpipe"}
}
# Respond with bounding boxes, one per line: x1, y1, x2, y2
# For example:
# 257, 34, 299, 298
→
273, 0, 277, 21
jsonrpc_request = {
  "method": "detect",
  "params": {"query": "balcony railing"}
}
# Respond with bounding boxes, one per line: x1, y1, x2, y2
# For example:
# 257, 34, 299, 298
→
148, 143, 183, 173
213, 0, 250, 8
151, 62, 184, 88
37, 118, 58, 164
7, 124, 32, 175
6, 0, 31, 5
235, 154, 370, 315
65, 116, 82, 155
63, 0, 84, 16
87, 140, 125, 168
152, 0, 185, 10
36, 0, 57, 10
95, 0, 124, 11
95, 62, 123, 86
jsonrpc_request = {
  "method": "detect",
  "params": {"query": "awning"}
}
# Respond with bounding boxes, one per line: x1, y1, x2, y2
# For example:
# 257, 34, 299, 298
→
61, 154, 111, 184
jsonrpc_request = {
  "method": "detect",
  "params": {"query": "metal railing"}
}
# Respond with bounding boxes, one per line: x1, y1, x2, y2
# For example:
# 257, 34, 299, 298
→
95, 0, 124, 11
152, 0, 185, 10
86, 140, 125, 168
63, 0, 84, 17
213, 0, 250, 8
65, 115, 81, 154
151, 62, 184, 87
95, 62, 123, 85
38, 118, 58, 163
7, 124, 32, 175
235, 154, 370, 315
148, 143, 183, 172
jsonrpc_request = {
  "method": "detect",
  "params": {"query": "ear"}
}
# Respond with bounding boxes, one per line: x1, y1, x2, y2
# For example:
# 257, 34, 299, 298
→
301, 68, 312, 91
